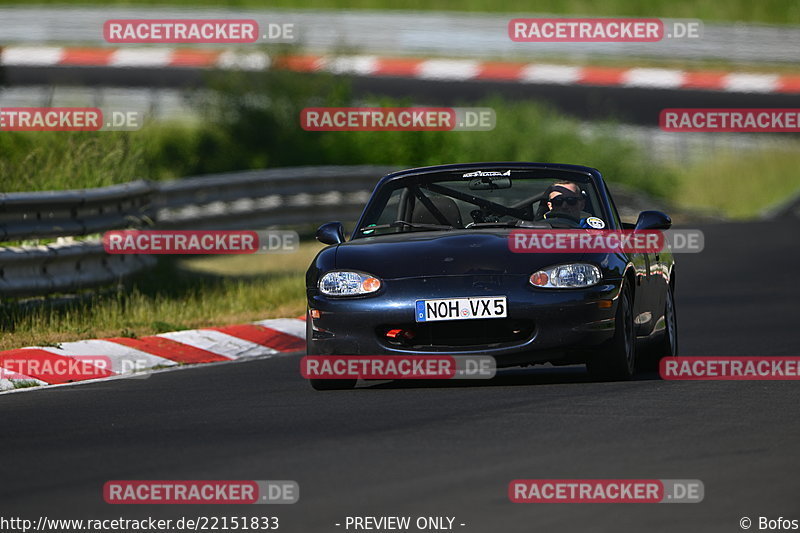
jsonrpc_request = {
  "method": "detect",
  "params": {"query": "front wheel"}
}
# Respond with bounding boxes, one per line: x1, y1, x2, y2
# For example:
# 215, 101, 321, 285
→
638, 286, 678, 372
587, 282, 636, 381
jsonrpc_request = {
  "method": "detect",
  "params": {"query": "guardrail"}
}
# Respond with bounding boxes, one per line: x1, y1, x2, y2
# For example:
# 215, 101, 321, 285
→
153, 166, 392, 230
0, 242, 157, 297
0, 165, 395, 299
0, 180, 153, 241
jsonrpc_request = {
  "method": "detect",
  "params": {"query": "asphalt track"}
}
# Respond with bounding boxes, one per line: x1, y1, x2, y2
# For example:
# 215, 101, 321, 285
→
5, 66, 800, 126
1, 220, 799, 533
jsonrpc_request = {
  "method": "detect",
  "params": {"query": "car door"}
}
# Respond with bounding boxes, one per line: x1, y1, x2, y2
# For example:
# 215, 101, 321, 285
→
604, 188, 656, 336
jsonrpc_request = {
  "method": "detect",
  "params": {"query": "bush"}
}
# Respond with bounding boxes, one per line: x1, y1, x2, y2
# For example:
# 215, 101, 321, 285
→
0, 67, 675, 199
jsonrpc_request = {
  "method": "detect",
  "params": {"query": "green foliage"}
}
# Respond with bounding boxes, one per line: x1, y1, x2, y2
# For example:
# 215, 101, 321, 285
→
0, 68, 675, 199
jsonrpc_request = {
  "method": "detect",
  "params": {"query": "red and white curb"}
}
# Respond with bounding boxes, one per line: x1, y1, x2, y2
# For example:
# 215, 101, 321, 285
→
2, 46, 799, 94
0, 317, 305, 393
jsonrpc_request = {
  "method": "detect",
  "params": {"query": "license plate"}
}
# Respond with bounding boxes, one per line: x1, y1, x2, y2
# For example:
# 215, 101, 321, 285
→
415, 296, 507, 322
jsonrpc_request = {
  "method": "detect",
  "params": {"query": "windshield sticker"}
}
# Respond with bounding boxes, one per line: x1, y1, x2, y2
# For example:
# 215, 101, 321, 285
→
585, 216, 606, 229
462, 170, 511, 178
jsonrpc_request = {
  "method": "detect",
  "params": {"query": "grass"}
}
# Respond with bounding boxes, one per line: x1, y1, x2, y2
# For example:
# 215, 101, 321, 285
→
0, 126, 194, 193
0, 132, 146, 192
0, 68, 677, 200
11, 380, 41, 389
2, 69, 799, 218
0, 241, 324, 351
673, 148, 800, 219
1, 0, 797, 24
5, 67, 798, 219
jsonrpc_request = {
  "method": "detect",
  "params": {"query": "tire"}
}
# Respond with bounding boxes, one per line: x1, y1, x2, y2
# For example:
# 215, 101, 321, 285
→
309, 378, 358, 391
587, 281, 636, 381
637, 285, 678, 372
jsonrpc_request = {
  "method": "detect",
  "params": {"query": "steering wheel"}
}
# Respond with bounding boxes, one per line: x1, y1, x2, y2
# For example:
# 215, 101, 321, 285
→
468, 208, 502, 226
545, 212, 583, 228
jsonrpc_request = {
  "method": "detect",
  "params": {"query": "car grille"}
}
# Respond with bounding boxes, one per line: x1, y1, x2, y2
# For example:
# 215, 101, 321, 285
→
377, 319, 535, 350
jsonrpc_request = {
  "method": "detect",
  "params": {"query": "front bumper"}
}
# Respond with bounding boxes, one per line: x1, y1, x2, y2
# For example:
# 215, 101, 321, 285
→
307, 275, 622, 367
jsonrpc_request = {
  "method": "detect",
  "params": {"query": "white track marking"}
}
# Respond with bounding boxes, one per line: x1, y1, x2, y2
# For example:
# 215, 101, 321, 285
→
110, 48, 173, 67
723, 73, 780, 93
520, 64, 581, 84
158, 329, 278, 359
252, 318, 306, 339
2, 46, 63, 66
417, 59, 479, 80
623, 68, 685, 88
36, 340, 177, 374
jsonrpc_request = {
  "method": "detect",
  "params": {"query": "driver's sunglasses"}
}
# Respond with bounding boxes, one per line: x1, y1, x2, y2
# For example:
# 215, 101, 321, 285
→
549, 195, 583, 206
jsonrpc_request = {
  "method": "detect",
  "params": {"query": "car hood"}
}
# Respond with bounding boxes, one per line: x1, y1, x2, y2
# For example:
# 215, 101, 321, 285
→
335, 230, 593, 279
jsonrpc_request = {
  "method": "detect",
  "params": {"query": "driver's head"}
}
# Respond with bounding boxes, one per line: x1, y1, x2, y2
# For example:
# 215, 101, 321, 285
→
546, 181, 585, 218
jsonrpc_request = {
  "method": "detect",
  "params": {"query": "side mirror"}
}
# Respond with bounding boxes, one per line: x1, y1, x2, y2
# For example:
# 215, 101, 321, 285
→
316, 221, 345, 245
635, 210, 672, 231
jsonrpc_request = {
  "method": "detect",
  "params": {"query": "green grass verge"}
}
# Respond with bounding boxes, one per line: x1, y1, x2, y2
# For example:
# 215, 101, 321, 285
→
0, 242, 324, 351
673, 148, 800, 219
0, 70, 676, 200
3, 67, 798, 218
2, 0, 798, 24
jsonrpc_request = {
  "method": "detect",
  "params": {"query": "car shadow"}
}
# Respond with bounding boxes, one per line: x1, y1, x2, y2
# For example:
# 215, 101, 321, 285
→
363, 365, 662, 390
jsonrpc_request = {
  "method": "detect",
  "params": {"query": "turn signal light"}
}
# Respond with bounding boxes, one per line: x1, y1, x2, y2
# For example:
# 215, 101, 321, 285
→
530, 272, 549, 286
362, 277, 381, 292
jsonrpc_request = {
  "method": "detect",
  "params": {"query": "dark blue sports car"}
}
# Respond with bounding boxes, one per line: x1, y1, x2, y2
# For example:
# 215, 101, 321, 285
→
306, 162, 677, 390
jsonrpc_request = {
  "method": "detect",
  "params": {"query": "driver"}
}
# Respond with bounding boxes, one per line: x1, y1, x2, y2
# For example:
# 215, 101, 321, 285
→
543, 181, 597, 228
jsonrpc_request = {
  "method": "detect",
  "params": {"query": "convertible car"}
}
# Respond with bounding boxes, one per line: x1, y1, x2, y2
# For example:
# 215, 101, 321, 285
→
305, 162, 677, 390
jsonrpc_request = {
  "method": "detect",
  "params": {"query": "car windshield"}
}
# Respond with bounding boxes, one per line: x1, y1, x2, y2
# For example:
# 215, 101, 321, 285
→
354, 168, 606, 237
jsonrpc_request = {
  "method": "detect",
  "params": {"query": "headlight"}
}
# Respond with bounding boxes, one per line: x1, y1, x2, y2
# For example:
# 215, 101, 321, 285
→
529, 263, 601, 288
319, 271, 382, 296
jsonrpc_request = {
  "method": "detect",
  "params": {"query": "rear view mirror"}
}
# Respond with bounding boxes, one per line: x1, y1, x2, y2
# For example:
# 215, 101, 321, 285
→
468, 177, 511, 190
316, 222, 345, 245
635, 210, 672, 230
